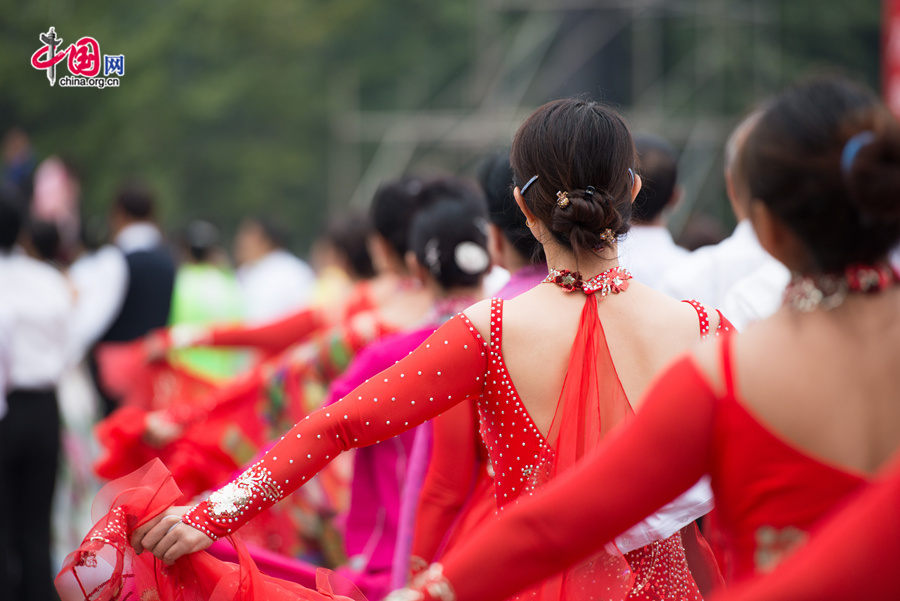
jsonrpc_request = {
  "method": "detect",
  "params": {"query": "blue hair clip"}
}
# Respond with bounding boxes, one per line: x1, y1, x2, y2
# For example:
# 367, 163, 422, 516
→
841, 131, 875, 177
519, 175, 539, 195
628, 168, 635, 187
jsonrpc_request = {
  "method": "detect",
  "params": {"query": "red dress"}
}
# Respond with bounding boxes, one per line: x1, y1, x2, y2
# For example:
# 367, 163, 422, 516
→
714, 450, 900, 601
182, 296, 726, 601
59, 290, 724, 601
418, 333, 868, 601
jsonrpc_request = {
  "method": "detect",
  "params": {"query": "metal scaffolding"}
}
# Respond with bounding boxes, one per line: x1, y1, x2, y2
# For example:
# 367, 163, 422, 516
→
327, 0, 782, 234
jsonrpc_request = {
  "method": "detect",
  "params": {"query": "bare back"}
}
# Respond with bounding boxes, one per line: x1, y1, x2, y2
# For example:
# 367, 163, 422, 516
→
693, 288, 900, 477
465, 280, 716, 437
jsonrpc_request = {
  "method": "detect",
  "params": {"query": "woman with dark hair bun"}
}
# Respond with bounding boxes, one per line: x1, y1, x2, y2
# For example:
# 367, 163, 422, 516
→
376, 76, 900, 601
59, 99, 730, 601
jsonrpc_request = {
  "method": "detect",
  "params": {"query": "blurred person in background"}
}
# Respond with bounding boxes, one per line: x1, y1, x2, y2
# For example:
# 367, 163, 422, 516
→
234, 216, 316, 324
618, 134, 690, 289
323, 188, 491, 600
389, 153, 550, 589
167, 220, 246, 381
661, 112, 771, 306
309, 211, 377, 310
675, 213, 727, 251
478, 150, 546, 298
2, 127, 35, 200
91, 181, 176, 414
31, 156, 81, 263
0, 183, 72, 601
22, 217, 62, 266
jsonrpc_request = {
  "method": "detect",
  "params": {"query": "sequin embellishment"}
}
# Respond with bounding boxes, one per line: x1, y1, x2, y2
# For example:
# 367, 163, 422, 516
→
208, 464, 283, 520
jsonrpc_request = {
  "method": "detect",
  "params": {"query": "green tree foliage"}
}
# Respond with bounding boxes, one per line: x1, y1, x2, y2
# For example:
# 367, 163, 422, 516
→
0, 1, 882, 250
1, 0, 475, 249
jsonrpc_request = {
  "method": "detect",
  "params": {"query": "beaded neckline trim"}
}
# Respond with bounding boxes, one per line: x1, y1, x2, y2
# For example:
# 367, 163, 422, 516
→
542, 266, 632, 296
783, 262, 899, 312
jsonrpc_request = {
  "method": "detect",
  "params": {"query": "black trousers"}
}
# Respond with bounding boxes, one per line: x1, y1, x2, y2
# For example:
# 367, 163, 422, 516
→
0, 389, 60, 601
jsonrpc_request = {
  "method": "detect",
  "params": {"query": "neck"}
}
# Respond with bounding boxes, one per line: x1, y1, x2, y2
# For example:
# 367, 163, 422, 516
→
543, 244, 619, 277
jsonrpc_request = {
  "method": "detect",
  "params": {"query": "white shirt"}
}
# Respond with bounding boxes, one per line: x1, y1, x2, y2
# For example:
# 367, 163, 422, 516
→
67, 245, 129, 364
616, 477, 714, 553
237, 249, 316, 324
65, 222, 165, 363
0, 308, 10, 419
483, 265, 511, 296
0, 251, 72, 391
115, 221, 162, 254
618, 225, 690, 291
721, 259, 790, 331
660, 220, 771, 307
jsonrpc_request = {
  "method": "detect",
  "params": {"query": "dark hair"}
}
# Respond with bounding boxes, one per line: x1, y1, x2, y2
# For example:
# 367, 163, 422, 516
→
114, 181, 155, 220
632, 134, 678, 224
244, 216, 289, 249
0, 184, 25, 251
409, 194, 490, 290
323, 211, 376, 279
370, 177, 426, 257
510, 98, 635, 255
477, 150, 544, 263
182, 220, 220, 262
741, 76, 900, 273
26, 219, 61, 262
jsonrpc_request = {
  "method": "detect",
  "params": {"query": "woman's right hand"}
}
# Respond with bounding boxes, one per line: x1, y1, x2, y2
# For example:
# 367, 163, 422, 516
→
131, 506, 213, 563
142, 411, 183, 448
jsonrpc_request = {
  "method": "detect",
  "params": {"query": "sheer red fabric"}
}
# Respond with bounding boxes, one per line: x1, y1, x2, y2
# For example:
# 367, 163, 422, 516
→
93, 370, 263, 499
714, 450, 900, 601
523, 296, 636, 601
56, 459, 366, 601
95, 339, 217, 411
434, 335, 867, 601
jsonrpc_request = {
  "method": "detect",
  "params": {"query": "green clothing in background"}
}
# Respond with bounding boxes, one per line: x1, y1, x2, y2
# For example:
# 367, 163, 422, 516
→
168, 264, 246, 380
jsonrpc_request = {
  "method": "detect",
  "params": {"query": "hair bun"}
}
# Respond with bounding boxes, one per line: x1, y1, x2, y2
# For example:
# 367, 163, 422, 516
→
549, 188, 629, 252
845, 127, 900, 222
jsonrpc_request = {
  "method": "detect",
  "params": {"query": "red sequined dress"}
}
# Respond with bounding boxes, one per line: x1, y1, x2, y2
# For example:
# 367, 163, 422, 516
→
716, 449, 900, 601
59, 270, 726, 601
407, 333, 870, 601
178, 269, 727, 600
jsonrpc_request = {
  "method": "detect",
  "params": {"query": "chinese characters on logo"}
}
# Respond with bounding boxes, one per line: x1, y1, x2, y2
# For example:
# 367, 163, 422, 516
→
30, 27, 125, 89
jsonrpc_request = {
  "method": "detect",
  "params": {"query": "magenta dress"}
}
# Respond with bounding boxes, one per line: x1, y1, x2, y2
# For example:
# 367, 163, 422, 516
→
325, 327, 435, 599
390, 264, 547, 588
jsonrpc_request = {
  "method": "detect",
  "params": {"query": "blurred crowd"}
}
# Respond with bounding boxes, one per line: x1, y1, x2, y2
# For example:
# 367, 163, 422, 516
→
3, 72, 899, 601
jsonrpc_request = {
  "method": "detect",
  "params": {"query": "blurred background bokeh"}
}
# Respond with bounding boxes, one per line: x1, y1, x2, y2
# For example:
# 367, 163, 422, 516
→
1, 0, 885, 251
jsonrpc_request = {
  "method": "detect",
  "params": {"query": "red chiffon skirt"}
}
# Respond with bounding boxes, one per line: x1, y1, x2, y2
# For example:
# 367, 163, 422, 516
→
56, 459, 364, 601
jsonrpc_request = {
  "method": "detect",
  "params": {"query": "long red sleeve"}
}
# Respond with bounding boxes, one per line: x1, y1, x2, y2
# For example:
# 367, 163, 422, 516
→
716, 452, 900, 601
412, 400, 482, 562
438, 356, 718, 601
205, 308, 324, 355
183, 315, 488, 540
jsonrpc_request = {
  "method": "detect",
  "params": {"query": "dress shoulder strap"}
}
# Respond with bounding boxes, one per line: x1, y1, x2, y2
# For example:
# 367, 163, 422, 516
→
681, 299, 712, 338
719, 331, 738, 400
488, 298, 504, 355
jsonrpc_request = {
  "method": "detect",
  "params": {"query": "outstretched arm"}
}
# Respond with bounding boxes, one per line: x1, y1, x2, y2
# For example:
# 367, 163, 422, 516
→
133, 315, 488, 562
413, 356, 720, 601
174, 308, 325, 356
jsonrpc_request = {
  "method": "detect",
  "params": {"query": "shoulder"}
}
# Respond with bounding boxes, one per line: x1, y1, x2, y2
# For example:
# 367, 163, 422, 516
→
461, 298, 494, 341
24, 256, 70, 291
